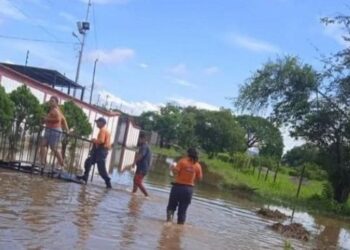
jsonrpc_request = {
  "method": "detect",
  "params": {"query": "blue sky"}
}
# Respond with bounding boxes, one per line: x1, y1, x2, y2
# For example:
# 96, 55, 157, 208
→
0, 0, 347, 116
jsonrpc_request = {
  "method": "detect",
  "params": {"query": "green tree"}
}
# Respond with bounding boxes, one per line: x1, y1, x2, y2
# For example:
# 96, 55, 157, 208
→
237, 115, 284, 159
10, 85, 44, 130
155, 103, 181, 147
282, 144, 319, 167
60, 101, 92, 137
234, 54, 350, 203
177, 106, 199, 149
0, 85, 14, 129
136, 111, 159, 131
195, 109, 245, 157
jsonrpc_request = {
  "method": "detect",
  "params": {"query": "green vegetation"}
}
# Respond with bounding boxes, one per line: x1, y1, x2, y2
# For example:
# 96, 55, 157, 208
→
237, 115, 283, 159
202, 155, 323, 201
138, 104, 283, 162
283, 240, 294, 250
234, 16, 350, 204
61, 101, 92, 137
10, 85, 44, 131
151, 146, 183, 159
0, 85, 14, 130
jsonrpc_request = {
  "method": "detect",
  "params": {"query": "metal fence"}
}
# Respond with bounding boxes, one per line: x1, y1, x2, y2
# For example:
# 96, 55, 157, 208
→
0, 119, 93, 182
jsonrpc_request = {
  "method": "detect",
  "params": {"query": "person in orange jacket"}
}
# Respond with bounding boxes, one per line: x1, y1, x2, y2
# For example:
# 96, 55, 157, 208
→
166, 148, 203, 224
77, 117, 112, 188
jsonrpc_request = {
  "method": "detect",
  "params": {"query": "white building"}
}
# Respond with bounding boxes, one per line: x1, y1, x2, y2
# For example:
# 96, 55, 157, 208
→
0, 63, 140, 171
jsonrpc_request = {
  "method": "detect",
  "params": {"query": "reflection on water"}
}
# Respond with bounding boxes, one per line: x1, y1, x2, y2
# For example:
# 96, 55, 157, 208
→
158, 224, 183, 250
120, 195, 145, 249
0, 149, 349, 249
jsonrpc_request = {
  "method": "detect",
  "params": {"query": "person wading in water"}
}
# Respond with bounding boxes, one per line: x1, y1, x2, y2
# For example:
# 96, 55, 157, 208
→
40, 96, 69, 170
76, 117, 112, 189
166, 148, 202, 224
131, 133, 152, 197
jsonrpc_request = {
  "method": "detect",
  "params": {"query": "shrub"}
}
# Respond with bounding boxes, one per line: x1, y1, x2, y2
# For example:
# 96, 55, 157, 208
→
232, 152, 251, 169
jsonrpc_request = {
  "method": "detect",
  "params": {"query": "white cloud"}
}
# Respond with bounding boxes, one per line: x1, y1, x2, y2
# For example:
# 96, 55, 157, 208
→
227, 34, 280, 53
281, 126, 305, 153
4, 59, 14, 64
168, 63, 188, 77
169, 97, 219, 111
98, 91, 219, 115
203, 66, 220, 75
85, 48, 135, 64
0, 0, 26, 20
99, 90, 161, 115
323, 22, 349, 47
139, 63, 149, 69
80, 0, 129, 4
173, 78, 197, 88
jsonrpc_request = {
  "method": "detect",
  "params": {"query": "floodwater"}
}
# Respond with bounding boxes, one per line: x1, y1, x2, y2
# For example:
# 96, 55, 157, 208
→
0, 153, 350, 249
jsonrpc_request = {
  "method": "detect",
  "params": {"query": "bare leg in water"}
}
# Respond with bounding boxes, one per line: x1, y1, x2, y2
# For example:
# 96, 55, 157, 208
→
133, 173, 149, 197
39, 138, 48, 166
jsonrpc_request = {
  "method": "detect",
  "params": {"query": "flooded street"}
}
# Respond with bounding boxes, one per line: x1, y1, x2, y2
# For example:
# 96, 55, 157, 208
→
0, 155, 350, 249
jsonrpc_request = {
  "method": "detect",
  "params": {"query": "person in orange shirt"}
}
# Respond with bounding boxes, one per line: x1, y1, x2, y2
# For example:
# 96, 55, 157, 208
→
76, 117, 112, 188
166, 148, 203, 224
40, 96, 69, 169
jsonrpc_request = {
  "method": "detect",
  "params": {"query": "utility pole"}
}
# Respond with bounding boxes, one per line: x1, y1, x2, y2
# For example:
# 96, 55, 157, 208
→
73, 0, 92, 97
25, 50, 29, 66
89, 58, 98, 104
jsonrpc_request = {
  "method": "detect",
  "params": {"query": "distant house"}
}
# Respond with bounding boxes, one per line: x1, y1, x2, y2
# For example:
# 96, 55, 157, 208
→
0, 63, 140, 168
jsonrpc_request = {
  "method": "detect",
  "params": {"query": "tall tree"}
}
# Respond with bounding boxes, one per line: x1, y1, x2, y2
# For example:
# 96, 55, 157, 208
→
177, 106, 199, 149
282, 144, 319, 167
234, 54, 350, 203
195, 109, 245, 157
155, 103, 181, 147
237, 115, 284, 159
136, 111, 159, 131
61, 101, 92, 137
0, 85, 14, 129
10, 85, 44, 130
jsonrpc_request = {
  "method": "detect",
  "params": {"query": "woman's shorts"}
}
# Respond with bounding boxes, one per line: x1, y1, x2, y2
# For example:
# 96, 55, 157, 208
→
43, 128, 62, 148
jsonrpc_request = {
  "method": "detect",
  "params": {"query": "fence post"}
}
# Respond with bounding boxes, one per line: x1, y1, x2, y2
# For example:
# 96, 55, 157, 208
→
296, 164, 306, 198
257, 165, 263, 180
32, 128, 42, 174
273, 162, 280, 183
264, 168, 269, 181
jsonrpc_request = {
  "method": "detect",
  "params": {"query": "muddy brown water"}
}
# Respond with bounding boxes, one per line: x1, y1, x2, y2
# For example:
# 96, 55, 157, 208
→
0, 154, 350, 249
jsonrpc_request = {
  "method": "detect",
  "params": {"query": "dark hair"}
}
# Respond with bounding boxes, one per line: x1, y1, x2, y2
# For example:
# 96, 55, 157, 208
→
50, 96, 59, 103
187, 148, 198, 163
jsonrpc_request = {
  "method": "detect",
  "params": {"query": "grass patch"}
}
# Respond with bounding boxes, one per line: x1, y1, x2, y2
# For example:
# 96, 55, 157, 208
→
151, 146, 182, 158
202, 155, 323, 201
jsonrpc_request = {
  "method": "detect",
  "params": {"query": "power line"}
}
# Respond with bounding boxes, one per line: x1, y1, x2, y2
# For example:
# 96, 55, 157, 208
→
7, 1, 62, 42
0, 34, 75, 44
